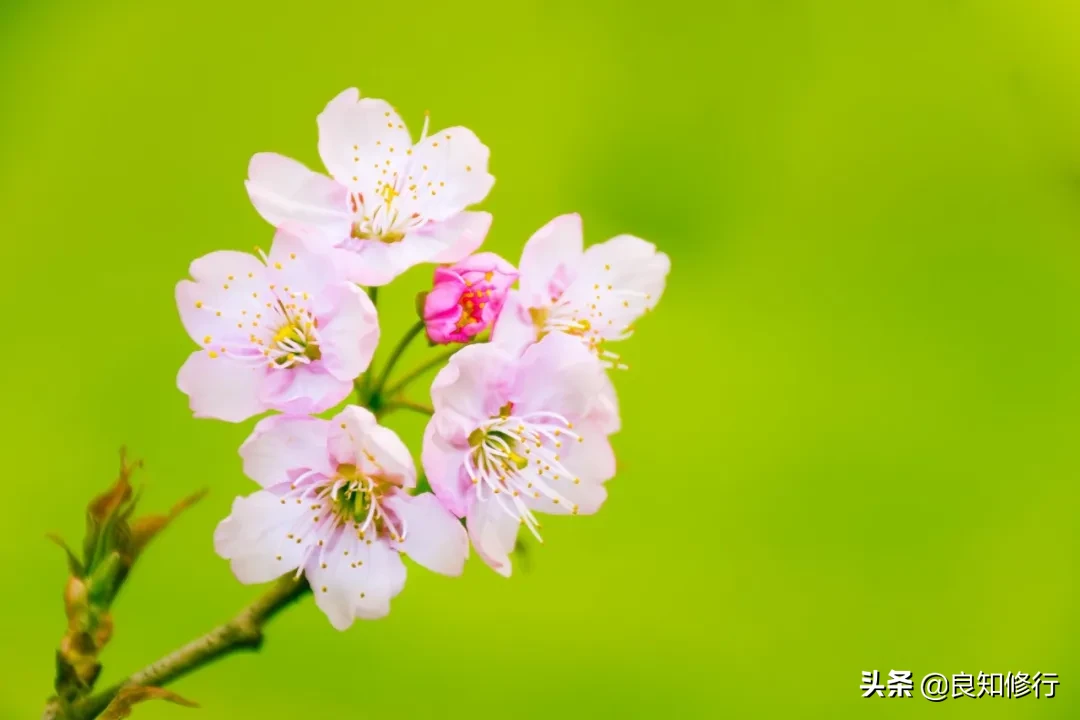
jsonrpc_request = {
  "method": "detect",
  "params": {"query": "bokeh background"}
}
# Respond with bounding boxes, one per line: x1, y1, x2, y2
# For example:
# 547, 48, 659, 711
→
2, 0, 1079, 717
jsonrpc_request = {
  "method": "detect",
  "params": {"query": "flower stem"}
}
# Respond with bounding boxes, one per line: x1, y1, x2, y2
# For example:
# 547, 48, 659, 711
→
383, 348, 458, 399
370, 320, 426, 401
43, 576, 310, 720
377, 399, 435, 418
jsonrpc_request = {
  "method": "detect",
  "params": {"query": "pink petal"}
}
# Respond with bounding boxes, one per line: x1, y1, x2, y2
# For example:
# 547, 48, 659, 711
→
423, 268, 471, 345
451, 250, 517, 277
393, 128, 494, 224
214, 490, 312, 583
511, 333, 610, 423
333, 232, 446, 287
384, 492, 469, 576
177, 350, 266, 423
260, 363, 352, 416
313, 283, 379, 380
425, 268, 467, 315
245, 152, 350, 244
334, 214, 489, 287
518, 213, 583, 307
421, 420, 471, 518
429, 343, 516, 444
466, 496, 520, 577
239, 415, 333, 487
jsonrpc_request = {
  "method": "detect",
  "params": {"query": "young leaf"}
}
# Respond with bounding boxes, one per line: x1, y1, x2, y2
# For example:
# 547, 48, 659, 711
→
100, 686, 198, 719
129, 487, 208, 557
47, 534, 84, 576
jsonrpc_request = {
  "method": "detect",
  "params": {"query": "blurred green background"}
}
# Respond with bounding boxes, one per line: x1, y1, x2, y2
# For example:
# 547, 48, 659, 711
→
2, 0, 1079, 717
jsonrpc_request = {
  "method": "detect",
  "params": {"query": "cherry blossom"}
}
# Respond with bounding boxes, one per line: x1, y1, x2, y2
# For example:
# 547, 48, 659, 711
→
215, 407, 468, 629
246, 89, 494, 286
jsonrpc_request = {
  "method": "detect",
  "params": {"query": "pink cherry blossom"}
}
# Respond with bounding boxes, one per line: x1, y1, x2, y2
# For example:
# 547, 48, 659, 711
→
245, 88, 495, 286
493, 213, 670, 369
176, 229, 378, 423
215, 406, 468, 629
421, 333, 619, 577
423, 252, 518, 344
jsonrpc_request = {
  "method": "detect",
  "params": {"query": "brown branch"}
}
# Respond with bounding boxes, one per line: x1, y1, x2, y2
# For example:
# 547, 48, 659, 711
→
43, 576, 309, 720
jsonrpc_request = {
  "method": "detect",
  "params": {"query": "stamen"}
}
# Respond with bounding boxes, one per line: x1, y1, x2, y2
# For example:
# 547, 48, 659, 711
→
465, 411, 583, 539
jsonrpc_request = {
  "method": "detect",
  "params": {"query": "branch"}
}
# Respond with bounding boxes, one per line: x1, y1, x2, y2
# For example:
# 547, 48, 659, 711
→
43, 576, 309, 720
371, 320, 426, 399
383, 348, 458, 399
377, 399, 434, 418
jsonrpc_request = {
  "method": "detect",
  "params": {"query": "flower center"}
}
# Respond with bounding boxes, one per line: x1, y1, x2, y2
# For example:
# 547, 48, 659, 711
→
465, 403, 584, 540
531, 296, 629, 370
347, 189, 426, 245
276, 465, 405, 544
267, 304, 321, 368
270, 464, 406, 578
323, 464, 375, 523
455, 273, 497, 330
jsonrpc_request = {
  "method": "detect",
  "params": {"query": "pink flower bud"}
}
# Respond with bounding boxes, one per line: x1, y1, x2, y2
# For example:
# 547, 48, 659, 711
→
424, 253, 518, 344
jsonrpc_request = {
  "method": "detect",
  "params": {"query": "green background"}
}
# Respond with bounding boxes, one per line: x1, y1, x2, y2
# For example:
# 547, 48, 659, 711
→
2, 0, 1078, 717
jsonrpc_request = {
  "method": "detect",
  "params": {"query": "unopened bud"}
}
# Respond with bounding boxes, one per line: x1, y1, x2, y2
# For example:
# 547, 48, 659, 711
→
63, 577, 89, 621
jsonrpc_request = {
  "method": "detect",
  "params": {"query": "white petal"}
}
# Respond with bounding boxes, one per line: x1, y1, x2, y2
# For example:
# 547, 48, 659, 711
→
569, 420, 616, 483
328, 406, 416, 487
316, 89, 413, 195
265, 228, 342, 292
394, 127, 494, 223
523, 477, 607, 517
562, 234, 670, 341
245, 153, 350, 242
522, 419, 613, 517
360, 424, 416, 487
239, 415, 332, 487
490, 290, 538, 357
214, 490, 312, 583
309, 534, 406, 629
176, 280, 254, 350
466, 496, 519, 577
384, 492, 468, 576
590, 369, 622, 435
177, 251, 269, 344
425, 211, 493, 264
518, 213, 583, 308
177, 351, 267, 423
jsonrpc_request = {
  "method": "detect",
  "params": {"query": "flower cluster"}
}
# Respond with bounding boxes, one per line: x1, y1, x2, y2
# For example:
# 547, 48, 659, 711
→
176, 89, 670, 629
